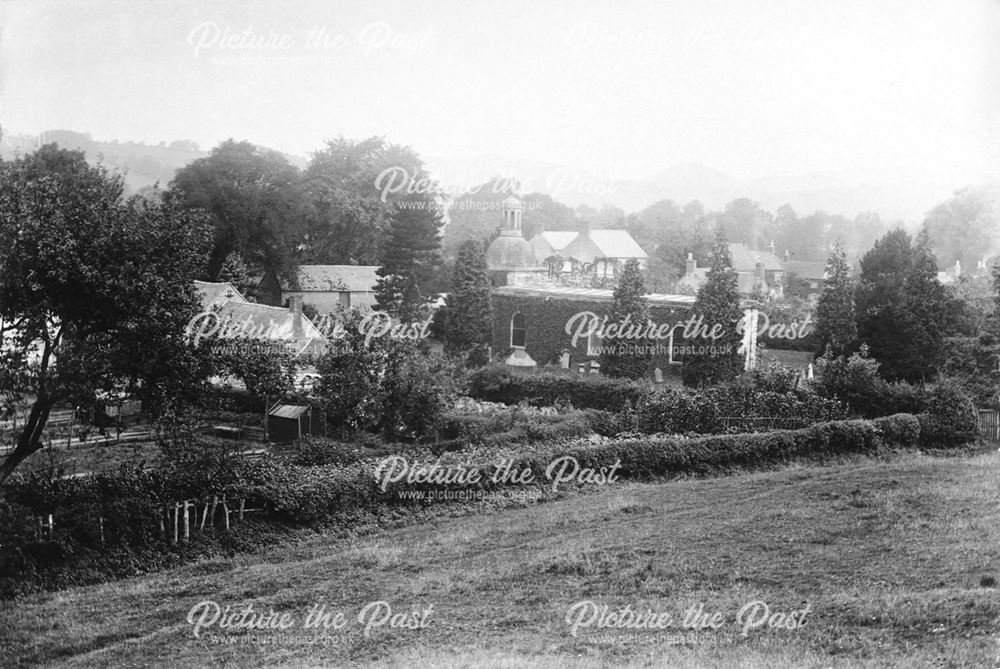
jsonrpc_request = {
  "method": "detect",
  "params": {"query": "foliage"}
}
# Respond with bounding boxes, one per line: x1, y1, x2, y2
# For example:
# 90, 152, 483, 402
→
855, 227, 949, 382
681, 227, 744, 387
291, 437, 367, 467
916, 382, 980, 449
598, 258, 652, 379
315, 311, 456, 440
206, 335, 298, 400
169, 140, 305, 279
0, 145, 214, 483
443, 240, 493, 365
815, 242, 856, 356
923, 186, 998, 273
300, 136, 434, 266
374, 204, 444, 322
466, 365, 651, 412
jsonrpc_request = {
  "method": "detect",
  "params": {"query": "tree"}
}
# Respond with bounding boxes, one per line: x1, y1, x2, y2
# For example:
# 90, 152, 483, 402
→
814, 242, 856, 356
441, 176, 517, 260
855, 227, 947, 382
217, 251, 255, 296
301, 136, 435, 265
597, 259, 651, 379
169, 139, 305, 279
374, 204, 443, 322
0, 145, 213, 483
718, 198, 774, 250
924, 186, 998, 272
443, 241, 493, 365
681, 228, 744, 387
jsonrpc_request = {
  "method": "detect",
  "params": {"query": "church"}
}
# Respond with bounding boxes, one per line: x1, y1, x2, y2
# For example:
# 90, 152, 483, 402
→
484, 195, 695, 377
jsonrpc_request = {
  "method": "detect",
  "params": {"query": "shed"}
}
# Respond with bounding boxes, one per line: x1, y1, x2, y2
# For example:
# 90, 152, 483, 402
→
267, 403, 320, 442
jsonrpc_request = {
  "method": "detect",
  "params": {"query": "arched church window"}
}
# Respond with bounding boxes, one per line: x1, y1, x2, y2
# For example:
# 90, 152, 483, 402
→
510, 312, 526, 348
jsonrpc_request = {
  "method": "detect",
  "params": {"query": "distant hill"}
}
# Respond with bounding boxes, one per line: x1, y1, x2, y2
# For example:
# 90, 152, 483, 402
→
0, 129, 308, 194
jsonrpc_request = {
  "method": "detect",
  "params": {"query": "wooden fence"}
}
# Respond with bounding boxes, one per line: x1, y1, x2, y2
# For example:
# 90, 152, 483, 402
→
978, 409, 999, 441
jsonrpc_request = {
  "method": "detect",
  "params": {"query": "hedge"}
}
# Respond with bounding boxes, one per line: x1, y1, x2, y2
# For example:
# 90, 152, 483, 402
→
466, 365, 650, 411
0, 411, 935, 596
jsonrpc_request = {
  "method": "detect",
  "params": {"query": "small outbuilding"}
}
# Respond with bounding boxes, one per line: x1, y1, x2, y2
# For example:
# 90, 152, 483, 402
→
267, 403, 321, 442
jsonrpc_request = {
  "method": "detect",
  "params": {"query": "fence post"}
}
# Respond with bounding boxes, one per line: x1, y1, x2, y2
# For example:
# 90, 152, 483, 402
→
183, 501, 190, 541
99, 516, 105, 547
200, 501, 209, 533
222, 496, 230, 531
172, 502, 179, 545
238, 498, 245, 522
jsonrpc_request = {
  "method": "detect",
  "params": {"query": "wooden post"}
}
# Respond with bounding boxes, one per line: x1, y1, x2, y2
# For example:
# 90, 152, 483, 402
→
159, 507, 165, 539
172, 503, 179, 544
199, 501, 209, 532
222, 496, 230, 531
209, 496, 218, 530
183, 501, 190, 541
47, 514, 53, 539
99, 516, 105, 547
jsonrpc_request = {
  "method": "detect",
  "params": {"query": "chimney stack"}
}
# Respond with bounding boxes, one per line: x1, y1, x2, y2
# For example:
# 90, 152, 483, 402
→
755, 259, 766, 283
289, 294, 304, 338
685, 252, 696, 277
580, 220, 591, 236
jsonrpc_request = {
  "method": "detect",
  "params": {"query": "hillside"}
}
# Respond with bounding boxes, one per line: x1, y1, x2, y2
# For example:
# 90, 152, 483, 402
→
1, 452, 997, 668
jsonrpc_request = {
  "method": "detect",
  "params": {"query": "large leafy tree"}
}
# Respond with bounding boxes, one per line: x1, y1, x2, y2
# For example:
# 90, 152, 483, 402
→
301, 136, 434, 265
599, 258, 651, 379
443, 240, 493, 365
0, 145, 213, 483
374, 204, 443, 322
681, 228, 744, 387
855, 227, 948, 382
814, 242, 856, 356
169, 139, 305, 279
924, 186, 998, 272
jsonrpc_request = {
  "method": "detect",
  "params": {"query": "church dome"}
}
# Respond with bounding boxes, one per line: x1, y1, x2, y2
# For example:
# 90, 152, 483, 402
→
486, 232, 537, 270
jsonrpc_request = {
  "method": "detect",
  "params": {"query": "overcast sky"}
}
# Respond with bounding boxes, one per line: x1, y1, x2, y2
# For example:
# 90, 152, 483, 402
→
2, 0, 998, 189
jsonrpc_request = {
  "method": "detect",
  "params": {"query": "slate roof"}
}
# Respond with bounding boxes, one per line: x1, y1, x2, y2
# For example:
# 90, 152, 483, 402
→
727, 244, 783, 272
284, 265, 380, 292
531, 231, 578, 254
493, 285, 695, 307
194, 280, 248, 310
587, 230, 649, 260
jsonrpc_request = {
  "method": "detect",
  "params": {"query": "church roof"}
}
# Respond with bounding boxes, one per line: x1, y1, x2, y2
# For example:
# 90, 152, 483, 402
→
486, 234, 539, 271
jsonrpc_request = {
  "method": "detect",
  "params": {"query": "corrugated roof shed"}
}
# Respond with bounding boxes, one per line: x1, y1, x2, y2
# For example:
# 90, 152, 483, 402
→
268, 404, 310, 419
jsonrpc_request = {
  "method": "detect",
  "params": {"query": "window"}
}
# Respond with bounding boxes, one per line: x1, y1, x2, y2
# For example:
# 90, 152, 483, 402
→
510, 312, 526, 348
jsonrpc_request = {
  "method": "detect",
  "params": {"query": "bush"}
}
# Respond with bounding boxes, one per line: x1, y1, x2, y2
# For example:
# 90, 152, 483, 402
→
917, 382, 979, 448
291, 437, 367, 467
634, 388, 722, 434
466, 365, 650, 411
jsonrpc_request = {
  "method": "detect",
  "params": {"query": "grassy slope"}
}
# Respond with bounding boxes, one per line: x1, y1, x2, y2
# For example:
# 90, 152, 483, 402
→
1, 452, 998, 668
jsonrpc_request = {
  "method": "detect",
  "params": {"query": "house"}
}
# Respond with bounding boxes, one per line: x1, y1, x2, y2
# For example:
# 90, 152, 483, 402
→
193, 281, 328, 357
257, 265, 380, 313
529, 223, 648, 279
676, 243, 785, 298
485, 195, 648, 286
782, 260, 827, 301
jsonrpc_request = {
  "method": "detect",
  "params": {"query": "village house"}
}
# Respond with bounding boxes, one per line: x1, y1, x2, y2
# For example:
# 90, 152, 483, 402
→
255, 265, 380, 313
782, 260, 827, 302
676, 243, 785, 298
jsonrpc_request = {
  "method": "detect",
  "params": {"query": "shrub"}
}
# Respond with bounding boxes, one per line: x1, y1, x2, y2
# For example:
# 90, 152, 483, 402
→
291, 437, 367, 467
634, 388, 722, 434
466, 365, 650, 412
917, 382, 979, 448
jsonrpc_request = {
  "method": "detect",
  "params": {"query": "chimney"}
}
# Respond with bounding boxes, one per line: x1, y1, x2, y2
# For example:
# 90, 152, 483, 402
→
685, 252, 696, 276
289, 294, 304, 338
755, 259, 765, 283
769, 240, 776, 255
580, 220, 591, 236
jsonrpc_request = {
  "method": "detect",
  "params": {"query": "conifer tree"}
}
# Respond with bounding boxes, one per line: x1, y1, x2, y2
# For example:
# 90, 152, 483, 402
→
815, 242, 856, 357
599, 258, 651, 379
681, 227, 744, 387
444, 240, 493, 365
374, 205, 443, 322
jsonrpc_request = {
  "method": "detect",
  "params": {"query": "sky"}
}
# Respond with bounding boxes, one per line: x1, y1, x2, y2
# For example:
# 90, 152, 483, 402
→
1, 0, 998, 193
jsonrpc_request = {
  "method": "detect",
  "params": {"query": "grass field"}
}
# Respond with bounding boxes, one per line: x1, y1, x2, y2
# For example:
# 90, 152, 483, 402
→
1, 451, 998, 668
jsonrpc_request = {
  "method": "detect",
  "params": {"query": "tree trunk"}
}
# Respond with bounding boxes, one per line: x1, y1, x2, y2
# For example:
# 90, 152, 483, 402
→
0, 396, 55, 485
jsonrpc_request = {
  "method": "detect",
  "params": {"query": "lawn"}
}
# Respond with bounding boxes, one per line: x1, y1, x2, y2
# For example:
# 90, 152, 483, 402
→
1, 451, 998, 668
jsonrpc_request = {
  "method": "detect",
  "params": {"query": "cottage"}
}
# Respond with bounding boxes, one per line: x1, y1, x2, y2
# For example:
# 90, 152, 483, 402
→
676, 243, 785, 298
257, 265, 380, 313
782, 260, 827, 301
